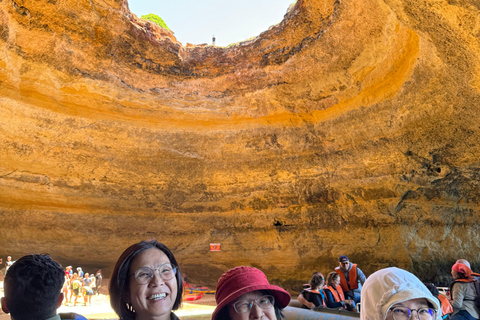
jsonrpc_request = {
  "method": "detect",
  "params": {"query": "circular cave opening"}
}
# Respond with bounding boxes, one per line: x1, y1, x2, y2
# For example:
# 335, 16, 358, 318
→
128, 0, 296, 47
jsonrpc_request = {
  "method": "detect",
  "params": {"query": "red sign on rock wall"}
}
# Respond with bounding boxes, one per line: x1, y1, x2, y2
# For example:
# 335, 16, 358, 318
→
210, 243, 221, 251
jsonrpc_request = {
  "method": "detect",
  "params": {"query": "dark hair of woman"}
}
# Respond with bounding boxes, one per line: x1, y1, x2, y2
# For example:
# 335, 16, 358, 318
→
424, 283, 439, 297
455, 271, 469, 279
109, 240, 183, 320
309, 274, 325, 290
327, 272, 339, 287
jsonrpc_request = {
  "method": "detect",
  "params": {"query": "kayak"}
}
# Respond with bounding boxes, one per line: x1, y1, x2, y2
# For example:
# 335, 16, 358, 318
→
184, 282, 215, 294
184, 292, 204, 301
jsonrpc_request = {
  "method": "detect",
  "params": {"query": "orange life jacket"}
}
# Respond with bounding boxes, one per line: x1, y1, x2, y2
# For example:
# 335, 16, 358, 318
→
324, 285, 345, 302
335, 263, 358, 292
438, 294, 453, 316
305, 288, 326, 307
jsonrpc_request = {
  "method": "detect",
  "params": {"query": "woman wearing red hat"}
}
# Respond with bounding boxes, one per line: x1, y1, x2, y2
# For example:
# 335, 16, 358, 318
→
449, 262, 480, 320
212, 266, 291, 320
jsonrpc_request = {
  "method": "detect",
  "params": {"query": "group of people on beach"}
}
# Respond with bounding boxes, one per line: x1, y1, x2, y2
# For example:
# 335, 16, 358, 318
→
62, 266, 103, 307
1, 240, 480, 320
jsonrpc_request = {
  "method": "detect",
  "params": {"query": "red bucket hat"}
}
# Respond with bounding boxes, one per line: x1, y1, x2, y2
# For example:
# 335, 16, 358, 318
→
212, 266, 291, 320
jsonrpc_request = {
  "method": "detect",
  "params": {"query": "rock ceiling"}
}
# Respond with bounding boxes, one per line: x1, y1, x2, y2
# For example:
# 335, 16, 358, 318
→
1, 0, 480, 286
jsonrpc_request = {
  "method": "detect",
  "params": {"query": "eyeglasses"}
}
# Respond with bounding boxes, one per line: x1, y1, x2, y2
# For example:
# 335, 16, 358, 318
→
390, 307, 436, 320
341, 262, 349, 265
233, 295, 275, 314
130, 263, 177, 285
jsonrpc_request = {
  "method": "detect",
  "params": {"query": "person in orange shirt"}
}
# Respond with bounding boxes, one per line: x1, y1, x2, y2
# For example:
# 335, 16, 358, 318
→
425, 282, 453, 319
335, 255, 366, 304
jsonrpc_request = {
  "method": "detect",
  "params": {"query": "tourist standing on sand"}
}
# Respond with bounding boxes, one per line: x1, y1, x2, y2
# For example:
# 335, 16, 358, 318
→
212, 35, 216, 46
71, 273, 83, 306
77, 267, 83, 279
83, 272, 94, 306
5, 256, 14, 274
62, 271, 71, 306
95, 269, 103, 295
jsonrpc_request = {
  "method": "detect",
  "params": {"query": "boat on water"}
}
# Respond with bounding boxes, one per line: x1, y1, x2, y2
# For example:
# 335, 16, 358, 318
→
184, 292, 205, 301
284, 300, 360, 320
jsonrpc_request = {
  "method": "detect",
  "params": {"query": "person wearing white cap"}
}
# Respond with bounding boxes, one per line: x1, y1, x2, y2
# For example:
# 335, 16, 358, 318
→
360, 267, 441, 320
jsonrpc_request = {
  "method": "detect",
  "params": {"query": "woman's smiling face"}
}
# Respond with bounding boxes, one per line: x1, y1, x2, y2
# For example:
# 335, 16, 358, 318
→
128, 248, 178, 320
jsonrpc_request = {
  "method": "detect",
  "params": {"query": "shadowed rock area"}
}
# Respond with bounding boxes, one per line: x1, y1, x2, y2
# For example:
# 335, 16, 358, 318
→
1, 0, 480, 288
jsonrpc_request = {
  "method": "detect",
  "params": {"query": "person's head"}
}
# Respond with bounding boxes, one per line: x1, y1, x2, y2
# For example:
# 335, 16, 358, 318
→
109, 240, 183, 320
309, 273, 325, 290
327, 272, 340, 287
212, 266, 291, 320
456, 259, 471, 269
339, 255, 350, 271
1, 254, 64, 320
360, 267, 441, 320
424, 283, 439, 298
85, 273, 90, 278
451, 262, 473, 280
72, 273, 78, 280
7, 256, 11, 261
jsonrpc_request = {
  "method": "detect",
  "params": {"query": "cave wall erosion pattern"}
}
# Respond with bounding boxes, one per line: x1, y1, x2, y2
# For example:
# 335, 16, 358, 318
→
1, 0, 480, 288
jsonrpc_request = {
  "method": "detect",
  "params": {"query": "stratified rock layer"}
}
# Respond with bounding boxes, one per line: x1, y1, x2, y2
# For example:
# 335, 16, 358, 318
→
1, 0, 480, 288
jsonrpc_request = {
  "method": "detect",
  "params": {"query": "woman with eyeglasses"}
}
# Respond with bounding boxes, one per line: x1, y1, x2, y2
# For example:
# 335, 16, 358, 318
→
109, 240, 183, 320
360, 267, 441, 320
211, 266, 291, 320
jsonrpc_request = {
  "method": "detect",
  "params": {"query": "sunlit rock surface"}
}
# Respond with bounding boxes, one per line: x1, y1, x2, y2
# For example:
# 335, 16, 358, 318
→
1, 0, 480, 288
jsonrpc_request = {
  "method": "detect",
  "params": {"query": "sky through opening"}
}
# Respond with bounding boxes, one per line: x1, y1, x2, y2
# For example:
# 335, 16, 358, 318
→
128, 0, 295, 47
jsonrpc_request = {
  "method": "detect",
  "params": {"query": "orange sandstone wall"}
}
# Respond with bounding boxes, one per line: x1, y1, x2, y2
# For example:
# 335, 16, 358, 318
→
1, 0, 480, 288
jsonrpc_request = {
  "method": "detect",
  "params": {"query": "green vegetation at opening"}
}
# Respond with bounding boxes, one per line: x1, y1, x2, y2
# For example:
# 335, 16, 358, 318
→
140, 13, 170, 30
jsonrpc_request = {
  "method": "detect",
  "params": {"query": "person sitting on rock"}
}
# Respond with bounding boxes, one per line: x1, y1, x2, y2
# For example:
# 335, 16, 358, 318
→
1, 253, 87, 320
298, 272, 327, 309
335, 255, 366, 304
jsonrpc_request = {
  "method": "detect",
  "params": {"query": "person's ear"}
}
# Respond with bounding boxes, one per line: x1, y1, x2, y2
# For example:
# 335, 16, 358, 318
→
57, 293, 64, 308
1, 297, 10, 314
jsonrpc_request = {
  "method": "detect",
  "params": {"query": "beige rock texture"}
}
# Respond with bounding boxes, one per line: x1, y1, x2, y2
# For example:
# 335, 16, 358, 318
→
1, 0, 480, 289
